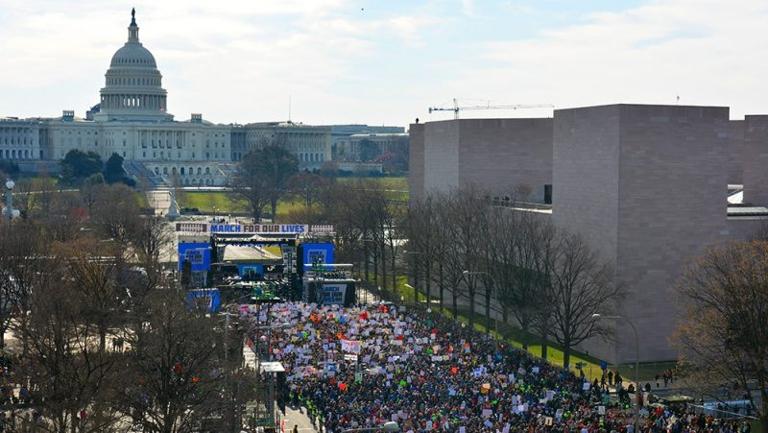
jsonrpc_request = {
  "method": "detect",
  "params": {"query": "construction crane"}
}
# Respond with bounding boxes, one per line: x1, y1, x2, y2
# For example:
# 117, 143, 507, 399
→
428, 98, 554, 120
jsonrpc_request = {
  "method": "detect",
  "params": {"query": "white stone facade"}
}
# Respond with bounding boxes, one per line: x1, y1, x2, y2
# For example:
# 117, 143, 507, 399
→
234, 122, 332, 170
409, 104, 767, 363
39, 116, 231, 186
1, 10, 398, 184
334, 132, 409, 162
0, 118, 42, 161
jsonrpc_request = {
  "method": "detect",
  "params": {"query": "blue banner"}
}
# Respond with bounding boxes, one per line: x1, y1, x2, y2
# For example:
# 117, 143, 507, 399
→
302, 242, 335, 271
186, 289, 221, 313
178, 242, 212, 272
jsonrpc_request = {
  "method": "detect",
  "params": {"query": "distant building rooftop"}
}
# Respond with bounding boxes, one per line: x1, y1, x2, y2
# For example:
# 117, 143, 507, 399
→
727, 206, 768, 217
349, 133, 408, 138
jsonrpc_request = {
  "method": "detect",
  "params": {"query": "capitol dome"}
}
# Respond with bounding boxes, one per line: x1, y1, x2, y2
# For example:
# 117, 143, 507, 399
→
109, 43, 157, 68
94, 9, 173, 122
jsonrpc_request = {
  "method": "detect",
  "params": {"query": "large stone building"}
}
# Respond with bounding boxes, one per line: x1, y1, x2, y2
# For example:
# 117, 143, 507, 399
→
410, 118, 552, 203
410, 104, 768, 363
330, 124, 408, 173
0, 10, 348, 185
0, 117, 43, 161
232, 122, 332, 171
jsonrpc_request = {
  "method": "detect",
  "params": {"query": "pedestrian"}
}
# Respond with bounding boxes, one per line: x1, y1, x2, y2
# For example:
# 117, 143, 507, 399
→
608, 370, 614, 386
19, 386, 29, 406
293, 424, 299, 433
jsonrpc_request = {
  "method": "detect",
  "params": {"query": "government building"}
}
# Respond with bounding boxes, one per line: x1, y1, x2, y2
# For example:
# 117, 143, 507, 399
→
410, 105, 768, 365
0, 10, 368, 186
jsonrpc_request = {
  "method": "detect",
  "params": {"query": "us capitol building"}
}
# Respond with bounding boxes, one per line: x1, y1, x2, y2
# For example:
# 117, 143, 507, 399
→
0, 10, 334, 186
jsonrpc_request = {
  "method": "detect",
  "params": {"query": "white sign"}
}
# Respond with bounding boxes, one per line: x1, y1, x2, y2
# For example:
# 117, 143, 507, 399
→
178, 223, 334, 234
341, 339, 362, 354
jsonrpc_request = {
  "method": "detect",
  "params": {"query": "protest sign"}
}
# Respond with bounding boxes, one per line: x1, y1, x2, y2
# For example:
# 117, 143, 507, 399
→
341, 339, 361, 354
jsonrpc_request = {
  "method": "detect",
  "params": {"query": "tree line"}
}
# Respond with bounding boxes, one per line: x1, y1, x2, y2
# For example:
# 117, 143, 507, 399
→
674, 239, 768, 431
297, 178, 768, 412
402, 187, 624, 369
230, 145, 404, 222
0, 184, 256, 433
60, 150, 135, 187
276, 181, 623, 369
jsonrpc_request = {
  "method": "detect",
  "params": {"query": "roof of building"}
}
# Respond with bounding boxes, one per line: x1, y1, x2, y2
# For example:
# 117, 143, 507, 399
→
349, 133, 408, 138
110, 42, 157, 68
109, 10, 157, 68
222, 245, 282, 263
727, 206, 768, 217
244, 121, 330, 130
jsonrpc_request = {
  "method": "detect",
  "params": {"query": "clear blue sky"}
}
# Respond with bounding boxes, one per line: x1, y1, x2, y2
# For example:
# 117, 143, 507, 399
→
0, 0, 765, 127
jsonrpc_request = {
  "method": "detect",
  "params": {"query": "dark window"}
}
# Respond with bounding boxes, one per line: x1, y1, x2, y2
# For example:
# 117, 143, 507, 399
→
544, 184, 553, 205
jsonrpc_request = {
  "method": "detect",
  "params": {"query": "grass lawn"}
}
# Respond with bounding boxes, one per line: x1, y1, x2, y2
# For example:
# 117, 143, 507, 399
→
176, 175, 409, 216
275, 199, 311, 219
178, 191, 311, 219
178, 191, 248, 214
135, 192, 149, 208
338, 176, 409, 202
338, 176, 408, 191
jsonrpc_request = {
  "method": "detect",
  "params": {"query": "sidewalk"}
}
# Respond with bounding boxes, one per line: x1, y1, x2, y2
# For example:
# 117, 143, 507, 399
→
282, 406, 319, 433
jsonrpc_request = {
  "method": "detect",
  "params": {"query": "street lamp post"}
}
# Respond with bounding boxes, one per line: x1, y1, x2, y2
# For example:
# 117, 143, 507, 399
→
343, 421, 400, 433
403, 283, 417, 306
361, 238, 376, 291
591, 313, 641, 433
462, 270, 498, 335
4, 179, 15, 221
218, 309, 241, 433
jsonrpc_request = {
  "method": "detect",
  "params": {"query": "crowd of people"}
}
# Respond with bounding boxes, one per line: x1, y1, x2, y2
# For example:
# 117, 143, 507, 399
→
262, 302, 753, 433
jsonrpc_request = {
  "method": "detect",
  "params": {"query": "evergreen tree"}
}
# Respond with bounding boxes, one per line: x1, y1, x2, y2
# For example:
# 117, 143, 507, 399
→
60, 149, 103, 184
104, 152, 127, 184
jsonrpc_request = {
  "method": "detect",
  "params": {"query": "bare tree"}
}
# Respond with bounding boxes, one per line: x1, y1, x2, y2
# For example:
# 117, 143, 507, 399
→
127, 214, 174, 294
411, 187, 490, 321
674, 241, 768, 432
115, 291, 227, 433
90, 184, 142, 247
444, 186, 491, 326
12, 249, 121, 433
287, 172, 332, 208
232, 154, 271, 222
404, 195, 443, 303
0, 220, 47, 350
56, 238, 124, 354
324, 180, 389, 287
547, 232, 621, 369
232, 146, 299, 222
498, 212, 555, 348
384, 198, 405, 293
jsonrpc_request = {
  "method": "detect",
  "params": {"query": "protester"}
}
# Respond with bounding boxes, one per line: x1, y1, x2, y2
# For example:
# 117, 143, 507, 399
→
258, 302, 750, 433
